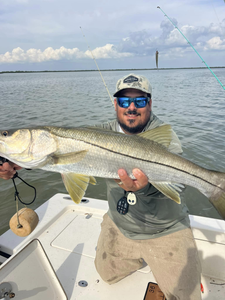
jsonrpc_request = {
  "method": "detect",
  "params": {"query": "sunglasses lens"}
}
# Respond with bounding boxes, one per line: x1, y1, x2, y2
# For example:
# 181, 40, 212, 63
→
117, 97, 149, 108
117, 97, 130, 108
135, 97, 148, 108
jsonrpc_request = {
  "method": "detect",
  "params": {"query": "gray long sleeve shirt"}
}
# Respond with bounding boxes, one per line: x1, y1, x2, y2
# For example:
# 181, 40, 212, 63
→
97, 112, 190, 240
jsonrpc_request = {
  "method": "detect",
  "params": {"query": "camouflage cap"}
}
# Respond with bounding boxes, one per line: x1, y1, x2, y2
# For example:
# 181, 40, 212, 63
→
113, 73, 152, 98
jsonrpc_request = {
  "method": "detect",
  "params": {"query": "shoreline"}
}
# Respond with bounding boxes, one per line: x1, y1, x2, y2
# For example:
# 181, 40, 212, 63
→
1, 66, 225, 74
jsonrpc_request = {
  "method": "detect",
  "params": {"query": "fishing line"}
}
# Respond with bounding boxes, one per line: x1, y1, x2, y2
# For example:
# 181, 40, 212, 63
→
210, 0, 221, 26
210, 0, 225, 39
157, 6, 225, 91
80, 26, 114, 105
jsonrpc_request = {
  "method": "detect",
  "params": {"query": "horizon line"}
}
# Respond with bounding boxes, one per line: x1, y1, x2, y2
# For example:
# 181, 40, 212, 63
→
1, 66, 225, 74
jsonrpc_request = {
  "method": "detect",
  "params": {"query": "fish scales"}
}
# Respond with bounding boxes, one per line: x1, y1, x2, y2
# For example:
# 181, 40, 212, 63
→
48, 126, 222, 187
45, 128, 223, 200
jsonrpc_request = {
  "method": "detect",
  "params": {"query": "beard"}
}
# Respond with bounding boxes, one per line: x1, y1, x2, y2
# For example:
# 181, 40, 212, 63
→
117, 109, 147, 134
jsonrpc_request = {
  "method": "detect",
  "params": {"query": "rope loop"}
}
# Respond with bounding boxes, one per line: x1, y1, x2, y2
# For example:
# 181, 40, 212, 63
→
12, 172, 36, 205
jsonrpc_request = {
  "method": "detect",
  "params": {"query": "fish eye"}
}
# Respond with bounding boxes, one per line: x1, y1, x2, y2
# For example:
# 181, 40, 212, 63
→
2, 131, 8, 137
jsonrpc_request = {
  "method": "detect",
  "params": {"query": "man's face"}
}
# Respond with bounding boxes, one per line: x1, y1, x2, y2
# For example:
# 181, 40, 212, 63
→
114, 88, 152, 134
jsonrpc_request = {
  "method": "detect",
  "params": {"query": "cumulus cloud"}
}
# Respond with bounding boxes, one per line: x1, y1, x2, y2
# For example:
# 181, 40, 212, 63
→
85, 44, 132, 59
204, 37, 225, 50
160, 18, 178, 40
118, 18, 225, 56
0, 45, 132, 64
117, 30, 154, 55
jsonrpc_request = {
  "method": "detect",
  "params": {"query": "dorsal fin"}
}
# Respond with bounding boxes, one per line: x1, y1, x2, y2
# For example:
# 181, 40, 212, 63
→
138, 124, 172, 148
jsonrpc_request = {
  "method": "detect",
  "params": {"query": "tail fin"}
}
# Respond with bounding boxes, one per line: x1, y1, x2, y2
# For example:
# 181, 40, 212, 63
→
209, 174, 225, 220
209, 193, 225, 220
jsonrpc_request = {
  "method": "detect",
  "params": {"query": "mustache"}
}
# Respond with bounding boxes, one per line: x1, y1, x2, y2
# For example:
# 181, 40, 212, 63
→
125, 110, 140, 116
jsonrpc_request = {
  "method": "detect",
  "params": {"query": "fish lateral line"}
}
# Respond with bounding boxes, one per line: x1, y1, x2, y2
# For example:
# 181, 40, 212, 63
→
54, 138, 225, 192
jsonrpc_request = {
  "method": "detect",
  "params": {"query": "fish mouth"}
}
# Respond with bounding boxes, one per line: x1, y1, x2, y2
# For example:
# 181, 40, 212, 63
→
0, 142, 6, 155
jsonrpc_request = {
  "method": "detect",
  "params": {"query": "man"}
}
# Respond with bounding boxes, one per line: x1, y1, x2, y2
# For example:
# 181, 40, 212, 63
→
94, 74, 202, 300
0, 73, 201, 299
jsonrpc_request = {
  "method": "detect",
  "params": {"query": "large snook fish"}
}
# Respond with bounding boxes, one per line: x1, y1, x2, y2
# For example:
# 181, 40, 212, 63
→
0, 125, 225, 219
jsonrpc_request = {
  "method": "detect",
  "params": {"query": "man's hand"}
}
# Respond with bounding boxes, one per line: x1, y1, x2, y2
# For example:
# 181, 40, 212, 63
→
115, 168, 149, 192
0, 162, 22, 180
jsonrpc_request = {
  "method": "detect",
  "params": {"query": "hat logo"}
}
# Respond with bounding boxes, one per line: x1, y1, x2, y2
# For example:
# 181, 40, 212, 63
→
123, 75, 138, 84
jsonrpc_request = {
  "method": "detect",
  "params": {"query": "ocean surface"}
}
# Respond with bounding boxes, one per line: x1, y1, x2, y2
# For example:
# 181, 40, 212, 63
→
0, 68, 225, 235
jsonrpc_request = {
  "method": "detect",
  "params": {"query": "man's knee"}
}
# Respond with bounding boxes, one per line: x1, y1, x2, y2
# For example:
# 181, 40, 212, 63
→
94, 254, 143, 285
94, 256, 121, 284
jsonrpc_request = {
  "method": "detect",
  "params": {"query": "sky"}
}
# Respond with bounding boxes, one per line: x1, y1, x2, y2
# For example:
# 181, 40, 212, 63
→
0, 0, 225, 71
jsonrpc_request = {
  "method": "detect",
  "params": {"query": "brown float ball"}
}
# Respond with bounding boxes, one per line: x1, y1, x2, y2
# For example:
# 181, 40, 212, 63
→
9, 208, 39, 237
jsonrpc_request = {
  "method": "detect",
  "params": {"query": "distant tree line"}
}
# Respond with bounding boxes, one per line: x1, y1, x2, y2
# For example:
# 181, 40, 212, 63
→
0, 67, 225, 74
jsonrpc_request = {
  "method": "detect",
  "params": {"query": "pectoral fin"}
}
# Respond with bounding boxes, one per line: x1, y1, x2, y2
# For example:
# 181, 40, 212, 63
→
61, 173, 96, 204
150, 181, 184, 204
53, 150, 88, 165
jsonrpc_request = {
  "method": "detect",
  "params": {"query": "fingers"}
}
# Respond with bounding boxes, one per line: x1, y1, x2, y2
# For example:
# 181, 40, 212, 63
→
117, 169, 134, 191
116, 168, 148, 192
14, 165, 22, 171
132, 169, 149, 186
0, 162, 20, 180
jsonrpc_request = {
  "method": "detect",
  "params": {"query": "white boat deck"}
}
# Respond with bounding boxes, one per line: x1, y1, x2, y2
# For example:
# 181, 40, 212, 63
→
0, 193, 225, 299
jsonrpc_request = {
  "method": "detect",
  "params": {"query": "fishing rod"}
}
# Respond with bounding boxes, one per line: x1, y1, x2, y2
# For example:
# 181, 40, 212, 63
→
157, 6, 225, 91
80, 27, 114, 105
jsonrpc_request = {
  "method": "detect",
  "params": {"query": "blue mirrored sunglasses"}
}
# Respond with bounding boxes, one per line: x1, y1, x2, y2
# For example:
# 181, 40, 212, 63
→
117, 97, 150, 108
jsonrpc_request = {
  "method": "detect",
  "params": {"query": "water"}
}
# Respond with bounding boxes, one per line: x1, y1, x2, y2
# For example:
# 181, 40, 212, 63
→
0, 68, 225, 235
